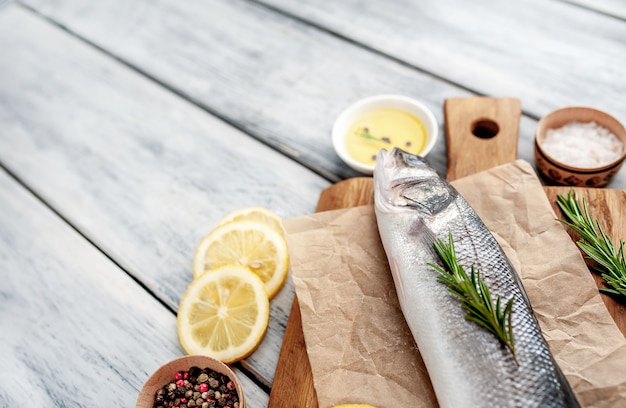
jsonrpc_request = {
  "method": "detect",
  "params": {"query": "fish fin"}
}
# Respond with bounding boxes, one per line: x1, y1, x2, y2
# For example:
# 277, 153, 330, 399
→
408, 218, 442, 262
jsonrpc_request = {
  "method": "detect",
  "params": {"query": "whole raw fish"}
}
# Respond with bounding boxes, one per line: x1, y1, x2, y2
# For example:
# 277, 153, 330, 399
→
373, 148, 579, 408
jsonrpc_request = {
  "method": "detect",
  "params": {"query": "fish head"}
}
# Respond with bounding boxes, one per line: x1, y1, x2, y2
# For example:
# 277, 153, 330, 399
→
374, 148, 456, 217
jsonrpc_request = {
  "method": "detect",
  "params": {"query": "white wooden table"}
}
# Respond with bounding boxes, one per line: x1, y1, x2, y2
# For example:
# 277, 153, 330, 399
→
1, 0, 625, 406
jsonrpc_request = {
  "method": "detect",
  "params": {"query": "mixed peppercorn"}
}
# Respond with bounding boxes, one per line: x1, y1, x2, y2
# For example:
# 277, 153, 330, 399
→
153, 366, 240, 408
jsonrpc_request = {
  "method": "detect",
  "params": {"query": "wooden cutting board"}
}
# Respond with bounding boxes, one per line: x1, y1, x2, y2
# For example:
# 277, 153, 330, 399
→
268, 97, 626, 407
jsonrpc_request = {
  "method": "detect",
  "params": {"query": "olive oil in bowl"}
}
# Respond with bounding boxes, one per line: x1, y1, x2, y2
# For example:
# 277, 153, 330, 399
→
345, 108, 427, 166
332, 95, 438, 174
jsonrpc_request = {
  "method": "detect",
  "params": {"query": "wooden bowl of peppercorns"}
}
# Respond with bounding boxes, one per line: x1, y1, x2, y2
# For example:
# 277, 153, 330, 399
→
136, 355, 246, 408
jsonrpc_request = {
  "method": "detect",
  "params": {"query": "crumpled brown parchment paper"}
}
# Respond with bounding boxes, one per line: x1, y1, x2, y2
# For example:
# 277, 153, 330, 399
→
283, 160, 626, 408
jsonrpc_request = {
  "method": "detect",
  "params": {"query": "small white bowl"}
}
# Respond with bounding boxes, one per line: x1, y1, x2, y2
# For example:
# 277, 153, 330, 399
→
332, 94, 439, 174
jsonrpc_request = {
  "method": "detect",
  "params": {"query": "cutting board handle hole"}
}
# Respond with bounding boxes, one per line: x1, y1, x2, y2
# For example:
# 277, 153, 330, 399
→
471, 119, 500, 139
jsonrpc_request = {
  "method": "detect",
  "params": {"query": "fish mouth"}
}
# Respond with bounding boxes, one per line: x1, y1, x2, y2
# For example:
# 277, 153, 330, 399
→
373, 148, 398, 213
375, 147, 430, 177
374, 148, 455, 216
374, 148, 423, 207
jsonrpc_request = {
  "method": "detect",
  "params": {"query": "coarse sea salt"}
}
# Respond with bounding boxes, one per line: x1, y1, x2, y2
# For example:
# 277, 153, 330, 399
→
542, 121, 623, 168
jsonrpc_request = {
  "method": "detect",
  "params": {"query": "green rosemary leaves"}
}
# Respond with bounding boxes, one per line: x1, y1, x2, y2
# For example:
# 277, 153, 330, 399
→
556, 188, 626, 299
357, 127, 391, 144
430, 234, 517, 363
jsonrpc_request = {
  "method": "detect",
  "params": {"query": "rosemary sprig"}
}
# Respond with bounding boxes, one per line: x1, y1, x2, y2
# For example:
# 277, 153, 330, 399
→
357, 127, 391, 144
556, 188, 626, 299
429, 234, 517, 364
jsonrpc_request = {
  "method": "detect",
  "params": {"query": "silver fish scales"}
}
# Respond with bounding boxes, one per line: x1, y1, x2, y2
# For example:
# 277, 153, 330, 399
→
373, 148, 579, 408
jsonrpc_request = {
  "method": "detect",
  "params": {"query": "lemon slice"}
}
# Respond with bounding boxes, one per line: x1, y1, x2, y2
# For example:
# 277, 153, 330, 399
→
216, 207, 286, 235
193, 220, 289, 298
178, 264, 270, 363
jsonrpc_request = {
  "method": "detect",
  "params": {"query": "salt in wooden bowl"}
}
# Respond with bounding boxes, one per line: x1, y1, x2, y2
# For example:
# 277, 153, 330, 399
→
534, 106, 626, 187
136, 355, 246, 408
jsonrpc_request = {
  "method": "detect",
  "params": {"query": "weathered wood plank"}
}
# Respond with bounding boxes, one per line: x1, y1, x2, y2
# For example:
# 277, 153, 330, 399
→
0, 7, 328, 387
562, 0, 626, 20
20, 0, 476, 182
21, 0, 626, 189
0, 168, 269, 407
256, 0, 626, 121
